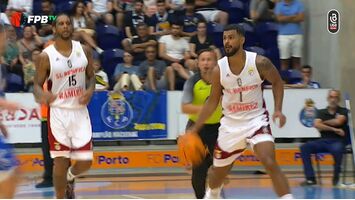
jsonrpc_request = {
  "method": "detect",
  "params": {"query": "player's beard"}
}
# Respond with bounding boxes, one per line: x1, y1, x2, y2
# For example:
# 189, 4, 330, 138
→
225, 45, 240, 57
57, 31, 72, 40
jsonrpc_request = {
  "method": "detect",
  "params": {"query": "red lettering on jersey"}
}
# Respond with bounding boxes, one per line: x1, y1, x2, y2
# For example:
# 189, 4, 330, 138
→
56, 73, 63, 79
62, 67, 86, 78
227, 102, 258, 113
225, 84, 259, 95
58, 87, 84, 99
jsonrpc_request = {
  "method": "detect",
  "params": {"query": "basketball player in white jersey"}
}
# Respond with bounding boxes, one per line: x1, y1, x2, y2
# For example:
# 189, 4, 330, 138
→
33, 14, 95, 199
189, 24, 293, 199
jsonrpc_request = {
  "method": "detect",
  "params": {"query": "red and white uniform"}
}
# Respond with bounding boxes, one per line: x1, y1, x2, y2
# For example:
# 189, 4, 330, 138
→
43, 40, 93, 160
214, 51, 273, 167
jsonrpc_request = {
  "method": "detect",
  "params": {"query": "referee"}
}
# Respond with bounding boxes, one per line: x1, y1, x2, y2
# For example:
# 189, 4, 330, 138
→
181, 48, 222, 199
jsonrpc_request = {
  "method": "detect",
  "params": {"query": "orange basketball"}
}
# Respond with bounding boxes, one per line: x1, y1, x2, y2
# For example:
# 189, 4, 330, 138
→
178, 132, 206, 167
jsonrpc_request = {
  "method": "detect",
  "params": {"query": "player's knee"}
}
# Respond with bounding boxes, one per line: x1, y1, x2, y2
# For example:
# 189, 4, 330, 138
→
261, 157, 278, 172
77, 160, 92, 171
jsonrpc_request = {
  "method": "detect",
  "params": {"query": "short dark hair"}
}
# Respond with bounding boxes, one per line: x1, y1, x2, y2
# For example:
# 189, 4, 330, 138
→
197, 48, 217, 60
136, 22, 147, 29
157, 0, 165, 4
186, 0, 195, 5
171, 20, 183, 27
42, 0, 52, 4
223, 24, 245, 37
302, 65, 312, 71
134, 0, 144, 4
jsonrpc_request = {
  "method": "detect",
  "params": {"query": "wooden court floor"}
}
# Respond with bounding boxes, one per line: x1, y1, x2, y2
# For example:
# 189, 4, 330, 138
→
14, 172, 355, 199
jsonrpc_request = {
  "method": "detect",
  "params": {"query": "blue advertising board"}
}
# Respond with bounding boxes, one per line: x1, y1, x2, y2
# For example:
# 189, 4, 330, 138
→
88, 90, 167, 140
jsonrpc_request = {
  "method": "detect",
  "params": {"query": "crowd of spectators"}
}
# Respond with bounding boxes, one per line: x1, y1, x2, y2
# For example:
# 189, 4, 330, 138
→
0, 0, 320, 92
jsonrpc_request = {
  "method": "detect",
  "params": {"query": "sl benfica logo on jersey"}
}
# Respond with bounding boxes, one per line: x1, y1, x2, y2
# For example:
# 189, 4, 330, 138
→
67, 60, 72, 68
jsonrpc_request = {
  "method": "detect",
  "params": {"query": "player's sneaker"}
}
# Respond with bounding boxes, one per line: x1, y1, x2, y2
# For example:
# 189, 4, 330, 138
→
64, 179, 75, 199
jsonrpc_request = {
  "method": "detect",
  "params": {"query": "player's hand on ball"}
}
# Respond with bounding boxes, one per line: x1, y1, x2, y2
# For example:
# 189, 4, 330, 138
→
79, 90, 93, 105
272, 111, 286, 128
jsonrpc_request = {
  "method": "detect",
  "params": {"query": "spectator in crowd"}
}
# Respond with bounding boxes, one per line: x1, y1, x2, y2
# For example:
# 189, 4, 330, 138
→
300, 89, 348, 186
189, 20, 221, 59
140, 45, 175, 91
195, 0, 228, 25
23, 48, 40, 92
111, 0, 127, 29
179, 0, 205, 38
18, 26, 43, 66
159, 20, 193, 80
6, 0, 33, 15
3, 25, 19, 69
87, 0, 115, 25
144, 0, 157, 16
36, 0, 54, 42
71, 0, 104, 54
122, 0, 150, 52
94, 59, 109, 91
275, 0, 305, 71
113, 51, 143, 91
248, 0, 276, 23
286, 65, 321, 89
131, 22, 157, 65
148, 0, 173, 38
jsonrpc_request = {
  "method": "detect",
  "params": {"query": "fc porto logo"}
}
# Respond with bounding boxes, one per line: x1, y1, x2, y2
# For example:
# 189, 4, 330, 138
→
101, 91, 133, 129
299, 99, 317, 128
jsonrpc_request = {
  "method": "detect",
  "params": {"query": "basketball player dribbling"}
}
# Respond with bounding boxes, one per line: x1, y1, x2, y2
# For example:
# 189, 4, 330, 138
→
33, 14, 95, 199
0, 22, 23, 198
189, 24, 293, 199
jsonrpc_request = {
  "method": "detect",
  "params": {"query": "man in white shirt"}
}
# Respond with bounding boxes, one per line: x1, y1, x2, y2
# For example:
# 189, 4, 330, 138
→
6, 0, 33, 14
159, 21, 194, 81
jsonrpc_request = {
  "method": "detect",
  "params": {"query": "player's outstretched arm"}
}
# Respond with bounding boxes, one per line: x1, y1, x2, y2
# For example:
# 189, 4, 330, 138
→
256, 55, 286, 128
189, 66, 222, 133
33, 52, 55, 104
79, 45, 95, 105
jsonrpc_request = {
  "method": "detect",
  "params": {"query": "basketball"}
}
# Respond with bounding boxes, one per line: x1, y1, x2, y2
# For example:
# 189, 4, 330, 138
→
177, 132, 206, 167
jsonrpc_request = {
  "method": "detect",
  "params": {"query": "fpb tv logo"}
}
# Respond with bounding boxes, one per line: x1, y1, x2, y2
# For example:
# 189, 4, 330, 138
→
11, 12, 57, 28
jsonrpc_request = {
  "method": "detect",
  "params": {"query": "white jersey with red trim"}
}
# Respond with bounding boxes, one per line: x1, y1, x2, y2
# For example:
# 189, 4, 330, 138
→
43, 40, 88, 109
218, 51, 269, 129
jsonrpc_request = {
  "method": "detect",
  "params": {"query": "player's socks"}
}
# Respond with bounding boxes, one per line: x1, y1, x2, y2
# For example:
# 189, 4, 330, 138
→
204, 184, 223, 199
280, 194, 294, 199
67, 167, 75, 181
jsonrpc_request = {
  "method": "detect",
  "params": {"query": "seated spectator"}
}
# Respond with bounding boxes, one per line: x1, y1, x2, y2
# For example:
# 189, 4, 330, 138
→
113, 51, 143, 91
87, 0, 115, 25
71, 0, 104, 54
275, 0, 305, 71
159, 20, 193, 80
6, 0, 32, 15
122, 0, 150, 52
17, 26, 43, 67
195, 0, 228, 25
3, 25, 19, 69
189, 21, 221, 59
23, 48, 40, 92
148, 0, 174, 38
248, 0, 276, 23
179, 0, 205, 38
35, 0, 55, 43
111, 0, 131, 29
300, 89, 348, 186
140, 45, 175, 91
94, 59, 109, 91
144, 0, 157, 16
131, 22, 157, 65
285, 65, 321, 89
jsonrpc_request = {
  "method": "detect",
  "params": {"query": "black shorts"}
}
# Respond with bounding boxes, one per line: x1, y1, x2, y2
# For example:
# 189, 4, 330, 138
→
166, 59, 185, 67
